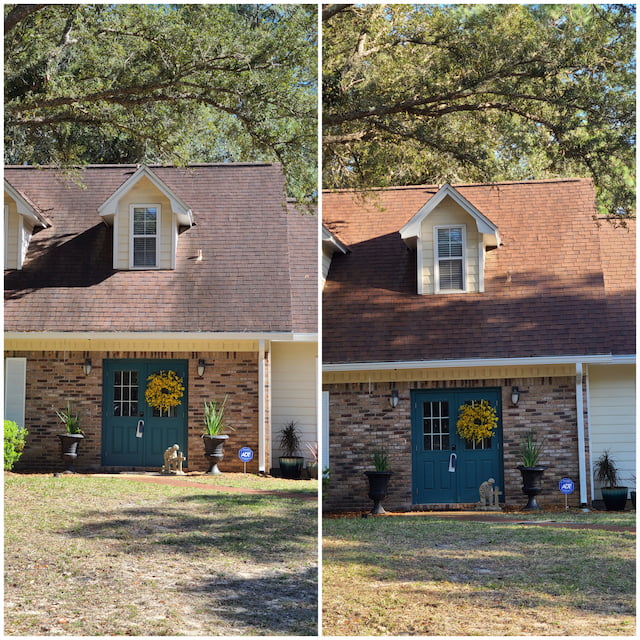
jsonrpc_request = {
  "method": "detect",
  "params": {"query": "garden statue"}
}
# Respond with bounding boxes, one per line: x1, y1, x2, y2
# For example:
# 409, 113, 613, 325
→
161, 444, 185, 475
477, 478, 502, 511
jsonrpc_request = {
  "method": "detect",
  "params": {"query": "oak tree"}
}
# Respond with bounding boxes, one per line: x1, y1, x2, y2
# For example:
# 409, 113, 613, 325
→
323, 3, 635, 216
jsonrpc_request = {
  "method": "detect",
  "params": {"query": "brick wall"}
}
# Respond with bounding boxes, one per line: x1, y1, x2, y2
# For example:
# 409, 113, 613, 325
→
323, 376, 590, 512
7, 350, 264, 474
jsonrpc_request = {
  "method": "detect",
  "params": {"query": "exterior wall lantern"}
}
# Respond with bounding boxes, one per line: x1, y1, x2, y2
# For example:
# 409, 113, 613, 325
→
83, 358, 92, 376
197, 358, 206, 377
511, 386, 520, 406
389, 389, 399, 409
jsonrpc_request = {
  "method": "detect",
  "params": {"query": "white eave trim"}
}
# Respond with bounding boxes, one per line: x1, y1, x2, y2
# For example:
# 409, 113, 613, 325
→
4, 180, 51, 228
400, 183, 500, 247
322, 225, 349, 254
98, 165, 193, 227
323, 354, 633, 372
5, 331, 317, 343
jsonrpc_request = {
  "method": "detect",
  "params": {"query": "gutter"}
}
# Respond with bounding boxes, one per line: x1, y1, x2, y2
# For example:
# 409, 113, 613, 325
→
323, 354, 633, 372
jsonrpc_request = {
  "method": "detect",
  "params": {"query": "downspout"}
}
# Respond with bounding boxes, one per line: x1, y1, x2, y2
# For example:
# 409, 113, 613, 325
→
575, 363, 588, 506
258, 339, 266, 474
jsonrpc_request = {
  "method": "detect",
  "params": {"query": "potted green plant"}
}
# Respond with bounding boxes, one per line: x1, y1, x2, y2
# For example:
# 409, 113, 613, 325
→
516, 431, 546, 510
305, 441, 318, 479
202, 397, 234, 475
594, 450, 628, 511
55, 402, 84, 473
278, 421, 304, 479
364, 448, 393, 515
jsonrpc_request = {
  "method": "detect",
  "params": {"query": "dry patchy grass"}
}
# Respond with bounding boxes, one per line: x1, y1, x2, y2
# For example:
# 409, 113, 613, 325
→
4, 474, 317, 636
322, 515, 635, 636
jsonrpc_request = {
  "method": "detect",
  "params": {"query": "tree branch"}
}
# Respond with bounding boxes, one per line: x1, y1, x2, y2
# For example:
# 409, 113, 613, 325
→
4, 4, 49, 33
322, 4, 354, 23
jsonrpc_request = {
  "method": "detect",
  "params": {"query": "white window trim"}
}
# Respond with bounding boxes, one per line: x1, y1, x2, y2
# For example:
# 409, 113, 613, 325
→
129, 203, 161, 269
434, 224, 467, 293
3, 204, 9, 270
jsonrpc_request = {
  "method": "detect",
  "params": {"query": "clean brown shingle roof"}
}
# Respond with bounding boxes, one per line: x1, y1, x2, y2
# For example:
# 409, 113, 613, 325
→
4, 164, 317, 335
322, 179, 635, 364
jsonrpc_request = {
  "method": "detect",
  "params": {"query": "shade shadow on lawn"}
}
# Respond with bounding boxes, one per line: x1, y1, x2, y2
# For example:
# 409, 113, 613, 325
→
53, 492, 317, 635
323, 517, 635, 635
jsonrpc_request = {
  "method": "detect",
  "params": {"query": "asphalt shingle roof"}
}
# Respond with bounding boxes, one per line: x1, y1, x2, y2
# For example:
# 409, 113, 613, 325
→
4, 164, 317, 335
322, 178, 635, 364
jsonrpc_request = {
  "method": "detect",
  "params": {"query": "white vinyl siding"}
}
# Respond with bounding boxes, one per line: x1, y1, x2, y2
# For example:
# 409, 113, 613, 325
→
4, 357, 27, 428
270, 341, 318, 467
588, 364, 636, 496
434, 225, 466, 292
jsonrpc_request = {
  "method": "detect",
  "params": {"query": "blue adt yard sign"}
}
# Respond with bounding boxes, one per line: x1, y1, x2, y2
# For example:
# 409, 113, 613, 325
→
559, 478, 574, 511
238, 447, 253, 462
238, 447, 253, 473
559, 478, 575, 494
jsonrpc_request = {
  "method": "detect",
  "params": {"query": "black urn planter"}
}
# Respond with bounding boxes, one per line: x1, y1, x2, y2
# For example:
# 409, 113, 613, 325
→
365, 471, 393, 515
279, 456, 305, 479
601, 487, 629, 511
202, 434, 229, 475
58, 433, 84, 473
517, 465, 546, 510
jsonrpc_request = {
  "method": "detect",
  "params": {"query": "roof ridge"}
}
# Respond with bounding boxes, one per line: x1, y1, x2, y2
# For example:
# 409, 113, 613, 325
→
323, 177, 590, 194
4, 162, 279, 170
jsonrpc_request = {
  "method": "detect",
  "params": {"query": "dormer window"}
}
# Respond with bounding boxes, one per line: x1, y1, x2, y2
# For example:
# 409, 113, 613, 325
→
98, 166, 193, 271
400, 184, 500, 295
435, 225, 465, 292
132, 205, 160, 268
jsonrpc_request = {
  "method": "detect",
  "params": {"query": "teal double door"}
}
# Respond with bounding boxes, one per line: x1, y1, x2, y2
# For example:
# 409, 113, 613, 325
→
102, 359, 188, 467
411, 388, 503, 504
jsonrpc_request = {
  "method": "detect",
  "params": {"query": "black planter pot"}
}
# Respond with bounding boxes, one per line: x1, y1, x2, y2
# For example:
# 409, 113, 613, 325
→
517, 465, 547, 510
279, 456, 305, 479
601, 487, 629, 511
365, 471, 393, 515
202, 434, 229, 475
58, 433, 84, 473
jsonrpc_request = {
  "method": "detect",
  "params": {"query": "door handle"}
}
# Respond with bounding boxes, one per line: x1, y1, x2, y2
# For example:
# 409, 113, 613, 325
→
136, 419, 144, 438
448, 452, 457, 473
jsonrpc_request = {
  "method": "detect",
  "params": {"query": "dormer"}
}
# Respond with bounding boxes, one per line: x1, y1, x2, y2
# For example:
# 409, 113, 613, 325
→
322, 225, 349, 288
400, 184, 500, 294
98, 165, 193, 270
4, 180, 51, 270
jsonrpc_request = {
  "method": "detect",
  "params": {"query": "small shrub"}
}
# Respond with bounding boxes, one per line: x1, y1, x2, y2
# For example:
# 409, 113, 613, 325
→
4, 420, 28, 470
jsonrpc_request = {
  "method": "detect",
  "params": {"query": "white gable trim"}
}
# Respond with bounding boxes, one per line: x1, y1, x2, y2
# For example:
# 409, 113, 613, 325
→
400, 183, 500, 247
322, 225, 349, 255
98, 165, 193, 227
4, 180, 50, 228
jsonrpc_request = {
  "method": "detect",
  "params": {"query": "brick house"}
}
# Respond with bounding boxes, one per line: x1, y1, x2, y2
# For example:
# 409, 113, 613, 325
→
322, 179, 635, 511
4, 163, 317, 474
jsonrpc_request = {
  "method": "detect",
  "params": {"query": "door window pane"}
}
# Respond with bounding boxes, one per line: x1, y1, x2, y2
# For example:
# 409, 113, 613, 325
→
423, 401, 450, 450
113, 370, 138, 417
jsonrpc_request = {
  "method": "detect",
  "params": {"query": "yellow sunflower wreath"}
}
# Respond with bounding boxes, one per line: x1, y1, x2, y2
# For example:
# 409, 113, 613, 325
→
145, 370, 185, 412
456, 400, 498, 442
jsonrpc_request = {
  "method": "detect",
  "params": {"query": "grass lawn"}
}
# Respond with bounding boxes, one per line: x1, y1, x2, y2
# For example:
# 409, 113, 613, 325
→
322, 513, 636, 636
4, 473, 318, 636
